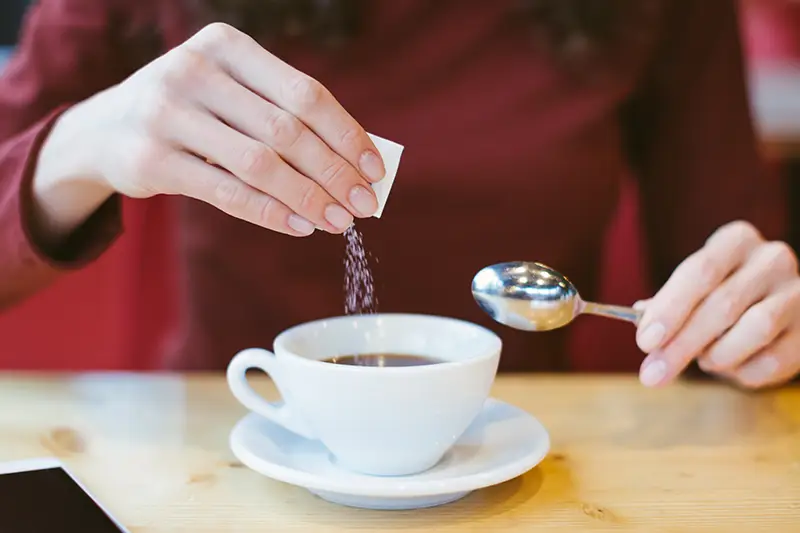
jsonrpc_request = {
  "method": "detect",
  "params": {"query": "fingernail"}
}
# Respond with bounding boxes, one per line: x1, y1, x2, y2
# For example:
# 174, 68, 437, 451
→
738, 356, 778, 384
288, 214, 315, 235
359, 150, 385, 182
633, 300, 647, 311
640, 359, 667, 387
324, 204, 354, 230
637, 322, 665, 352
349, 185, 378, 217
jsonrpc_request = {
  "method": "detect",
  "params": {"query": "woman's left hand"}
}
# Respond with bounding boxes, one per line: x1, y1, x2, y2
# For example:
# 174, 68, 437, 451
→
635, 220, 800, 389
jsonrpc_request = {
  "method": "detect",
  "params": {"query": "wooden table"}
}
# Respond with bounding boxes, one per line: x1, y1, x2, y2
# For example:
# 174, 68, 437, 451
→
0, 374, 797, 532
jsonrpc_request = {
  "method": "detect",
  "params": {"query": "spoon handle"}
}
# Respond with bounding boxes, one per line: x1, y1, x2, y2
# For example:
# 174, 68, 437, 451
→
582, 302, 642, 325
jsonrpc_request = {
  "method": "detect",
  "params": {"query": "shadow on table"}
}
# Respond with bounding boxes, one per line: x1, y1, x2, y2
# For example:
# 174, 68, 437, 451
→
297, 471, 539, 529
293, 454, 579, 530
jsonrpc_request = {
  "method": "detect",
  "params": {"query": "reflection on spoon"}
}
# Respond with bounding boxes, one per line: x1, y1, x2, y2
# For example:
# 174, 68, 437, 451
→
471, 261, 642, 332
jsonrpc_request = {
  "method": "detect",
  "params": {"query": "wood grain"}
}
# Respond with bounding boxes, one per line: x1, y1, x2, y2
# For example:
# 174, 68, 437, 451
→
0, 373, 797, 532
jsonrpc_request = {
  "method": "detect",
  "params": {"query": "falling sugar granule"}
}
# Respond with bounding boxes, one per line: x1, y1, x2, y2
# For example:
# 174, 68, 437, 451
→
344, 225, 378, 315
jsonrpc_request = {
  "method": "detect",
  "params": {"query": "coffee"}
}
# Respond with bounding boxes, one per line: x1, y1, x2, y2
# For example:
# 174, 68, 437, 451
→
323, 353, 444, 367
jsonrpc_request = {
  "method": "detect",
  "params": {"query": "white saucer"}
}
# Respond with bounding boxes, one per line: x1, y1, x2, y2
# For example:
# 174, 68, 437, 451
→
229, 398, 550, 510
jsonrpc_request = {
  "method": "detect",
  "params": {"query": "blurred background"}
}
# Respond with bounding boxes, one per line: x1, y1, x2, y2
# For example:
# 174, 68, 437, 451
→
0, 0, 798, 371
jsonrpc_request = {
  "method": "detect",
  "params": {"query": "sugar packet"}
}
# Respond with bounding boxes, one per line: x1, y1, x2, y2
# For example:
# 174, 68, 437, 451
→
367, 133, 404, 218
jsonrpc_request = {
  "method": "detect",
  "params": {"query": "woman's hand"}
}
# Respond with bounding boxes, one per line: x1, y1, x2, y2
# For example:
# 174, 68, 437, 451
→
38, 23, 384, 239
635, 220, 800, 389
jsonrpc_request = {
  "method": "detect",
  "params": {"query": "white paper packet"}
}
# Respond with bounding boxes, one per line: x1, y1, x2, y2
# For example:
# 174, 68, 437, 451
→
367, 133, 404, 218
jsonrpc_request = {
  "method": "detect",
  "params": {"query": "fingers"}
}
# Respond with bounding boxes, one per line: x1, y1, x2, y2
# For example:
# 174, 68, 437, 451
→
193, 69, 377, 219
640, 240, 796, 385
697, 279, 800, 375
625, 219, 799, 390
636, 221, 762, 355
155, 149, 311, 236
165, 105, 356, 233
728, 329, 800, 389
184, 23, 385, 187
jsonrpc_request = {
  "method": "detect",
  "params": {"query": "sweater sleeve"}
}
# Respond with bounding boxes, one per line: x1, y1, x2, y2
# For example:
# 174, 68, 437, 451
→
624, 0, 786, 288
0, 0, 140, 309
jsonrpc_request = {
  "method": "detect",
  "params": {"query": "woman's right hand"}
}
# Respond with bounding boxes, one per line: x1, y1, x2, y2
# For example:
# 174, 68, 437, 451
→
37, 22, 385, 239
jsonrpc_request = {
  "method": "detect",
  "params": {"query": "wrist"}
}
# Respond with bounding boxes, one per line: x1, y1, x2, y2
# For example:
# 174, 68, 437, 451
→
31, 100, 116, 246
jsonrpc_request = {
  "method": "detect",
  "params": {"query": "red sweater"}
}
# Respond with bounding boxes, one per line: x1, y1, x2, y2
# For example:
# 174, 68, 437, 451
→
0, 0, 784, 372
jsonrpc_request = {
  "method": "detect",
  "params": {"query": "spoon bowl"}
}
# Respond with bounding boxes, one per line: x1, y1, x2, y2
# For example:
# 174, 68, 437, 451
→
471, 261, 641, 332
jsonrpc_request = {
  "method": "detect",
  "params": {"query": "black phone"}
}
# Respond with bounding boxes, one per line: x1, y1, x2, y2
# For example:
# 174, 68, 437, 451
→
0, 457, 129, 533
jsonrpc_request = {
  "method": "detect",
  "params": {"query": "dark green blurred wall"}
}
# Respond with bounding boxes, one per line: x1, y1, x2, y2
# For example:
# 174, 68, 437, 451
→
0, 0, 29, 46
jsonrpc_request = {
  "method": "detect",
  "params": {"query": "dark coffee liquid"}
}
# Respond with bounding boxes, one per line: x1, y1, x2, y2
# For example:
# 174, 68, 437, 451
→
322, 353, 444, 367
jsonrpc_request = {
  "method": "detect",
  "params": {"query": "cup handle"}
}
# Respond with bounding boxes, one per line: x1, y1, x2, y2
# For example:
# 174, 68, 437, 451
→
227, 348, 317, 440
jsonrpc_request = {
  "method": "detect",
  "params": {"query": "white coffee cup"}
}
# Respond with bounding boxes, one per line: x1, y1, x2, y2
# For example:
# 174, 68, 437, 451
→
227, 313, 501, 476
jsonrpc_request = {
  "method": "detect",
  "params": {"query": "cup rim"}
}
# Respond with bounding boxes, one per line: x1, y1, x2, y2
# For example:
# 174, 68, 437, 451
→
272, 313, 501, 373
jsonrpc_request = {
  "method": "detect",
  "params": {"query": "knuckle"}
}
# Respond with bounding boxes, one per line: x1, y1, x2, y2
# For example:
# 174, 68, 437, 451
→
318, 158, 348, 187
256, 195, 279, 227
663, 339, 693, 366
788, 280, 800, 303
240, 144, 276, 180
214, 179, 244, 209
339, 127, 362, 151
137, 90, 176, 134
745, 305, 781, 341
128, 139, 165, 178
297, 182, 320, 213
725, 220, 761, 241
286, 75, 325, 112
760, 241, 798, 274
264, 110, 303, 149
196, 22, 240, 48
692, 253, 723, 288
706, 220, 762, 255
164, 50, 209, 90
708, 290, 741, 324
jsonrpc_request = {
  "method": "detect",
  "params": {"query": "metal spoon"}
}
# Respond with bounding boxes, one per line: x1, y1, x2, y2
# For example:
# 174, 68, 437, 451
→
471, 261, 642, 332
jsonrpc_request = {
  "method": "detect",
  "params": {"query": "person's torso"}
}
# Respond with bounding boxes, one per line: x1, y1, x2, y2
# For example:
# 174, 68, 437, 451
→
146, 1, 658, 371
